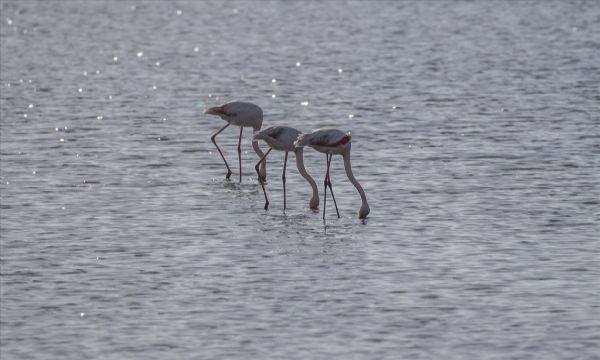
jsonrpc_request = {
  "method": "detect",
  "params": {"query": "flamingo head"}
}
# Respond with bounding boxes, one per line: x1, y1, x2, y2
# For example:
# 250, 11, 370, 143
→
359, 203, 370, 219
309, 195, 319, 210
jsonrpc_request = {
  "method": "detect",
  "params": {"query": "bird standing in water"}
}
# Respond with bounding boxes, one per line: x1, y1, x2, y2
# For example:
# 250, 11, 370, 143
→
254, 126, 319, 211
204, 101, 267, 182
295, 128, 370, 219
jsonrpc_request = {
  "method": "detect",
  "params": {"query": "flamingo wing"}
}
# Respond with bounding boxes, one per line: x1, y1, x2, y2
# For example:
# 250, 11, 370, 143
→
310, 132, 351, 147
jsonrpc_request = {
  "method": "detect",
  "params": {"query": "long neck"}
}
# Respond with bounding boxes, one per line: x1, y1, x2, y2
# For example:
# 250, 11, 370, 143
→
295, 148, 319, 209
343, 152, 369, 217
252, 130, 267, 179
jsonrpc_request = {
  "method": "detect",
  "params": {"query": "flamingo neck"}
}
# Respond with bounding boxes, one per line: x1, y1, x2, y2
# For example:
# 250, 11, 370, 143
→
295, 148, 319, 209
343, 152, 370, 218
252, 131, 267, 180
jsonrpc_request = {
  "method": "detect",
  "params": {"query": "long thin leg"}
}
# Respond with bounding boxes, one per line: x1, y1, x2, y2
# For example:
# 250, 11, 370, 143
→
211, 123, 232, 179
255, 148, 272, 210
282, 152, 288, 210
323, 153, 328, 220
327, 153, 340, 218
237, 126, 243, 183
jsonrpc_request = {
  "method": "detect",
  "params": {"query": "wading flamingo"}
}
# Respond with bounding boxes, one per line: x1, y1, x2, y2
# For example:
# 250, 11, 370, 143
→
254, 126, 319, 211
204, 101, 267, 182
294, 128, 370, 219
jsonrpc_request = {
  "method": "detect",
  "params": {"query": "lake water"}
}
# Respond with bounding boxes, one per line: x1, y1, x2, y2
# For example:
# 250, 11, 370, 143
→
1, 1, 599, 359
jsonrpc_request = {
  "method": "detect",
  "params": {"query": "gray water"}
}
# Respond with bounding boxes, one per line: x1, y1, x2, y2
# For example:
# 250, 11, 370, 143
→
1, 1, 599, 359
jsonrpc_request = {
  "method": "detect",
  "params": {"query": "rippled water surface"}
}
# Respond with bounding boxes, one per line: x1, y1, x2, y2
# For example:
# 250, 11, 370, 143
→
1, 1, 599, 359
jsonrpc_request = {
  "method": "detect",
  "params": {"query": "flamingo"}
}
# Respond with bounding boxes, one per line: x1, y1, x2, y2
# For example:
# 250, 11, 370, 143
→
203, 101, 267, 182
294, 128, 370, 219
253, 126, 319, 211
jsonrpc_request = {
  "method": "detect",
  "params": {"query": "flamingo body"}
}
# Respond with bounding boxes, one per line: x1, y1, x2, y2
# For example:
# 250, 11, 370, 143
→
205, 101, 263, 129
254, 126, 302, 152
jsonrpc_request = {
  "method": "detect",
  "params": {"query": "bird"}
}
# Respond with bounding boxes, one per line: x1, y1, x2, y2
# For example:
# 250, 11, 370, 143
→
294, 128, 370, 219
253, 126, 319, 211
203, 101, 267, 182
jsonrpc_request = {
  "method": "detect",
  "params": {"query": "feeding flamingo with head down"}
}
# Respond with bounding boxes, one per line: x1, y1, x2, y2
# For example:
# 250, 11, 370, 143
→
203, 101, 267, 182
294, 128, 370, 219
253, 126, 319, 211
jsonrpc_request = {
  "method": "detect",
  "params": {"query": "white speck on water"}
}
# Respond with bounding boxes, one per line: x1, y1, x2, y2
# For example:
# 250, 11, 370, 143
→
301, 101, 309, 106
64, 126, 68, 130
28, 104, 34, 108
19, 79, 23, 83
232, 8, 239, 14
78, 88, 83, 93
97, 116, 103, 120
6, 83, 10, 87
32, 170, 36, 175
83, 71, 88, 76
28, 80, 32, 83
61, 206, 66, 210
209, 151, 212, 155
152, 85, 157, 90
130, 5, 136, 11
95, 69, 100, 75
348, 114, 354, 118
23, 114, 28, 118
155, 61, 161, 66
6, 18, 13, 25
60, 138, 65, 142
392, 106, 397, 109
296, 62, 301, 67
137, 51, 143, 58
338, 68, 343, 73
271, 79, 277, 83
113, 56, 118, 62
271, 94, 276, 98
162, 118, 167, 121
108, 95, 113, 100
208, 93, 213, 98
76, 153, 79, 158
80, 313, 85, 317
157, 137, 161, 141
193, 47, 199, 52
55, 127, 59, 131
176, 9, 182, 15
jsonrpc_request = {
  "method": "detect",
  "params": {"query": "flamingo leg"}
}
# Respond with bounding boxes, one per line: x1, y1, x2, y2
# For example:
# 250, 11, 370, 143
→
327, 153, 340, 218
255, 148, 272, 210
282, 152, 288, 210
323, 153, 328, 220
211, 123, 232, 179
237, 126, 243, 183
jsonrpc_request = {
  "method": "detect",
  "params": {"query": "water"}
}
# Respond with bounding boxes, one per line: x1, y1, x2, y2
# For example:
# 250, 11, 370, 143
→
1, 1, 599, 359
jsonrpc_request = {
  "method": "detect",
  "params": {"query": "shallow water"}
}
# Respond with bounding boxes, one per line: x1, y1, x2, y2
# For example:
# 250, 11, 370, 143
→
1, 1, 599, 359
